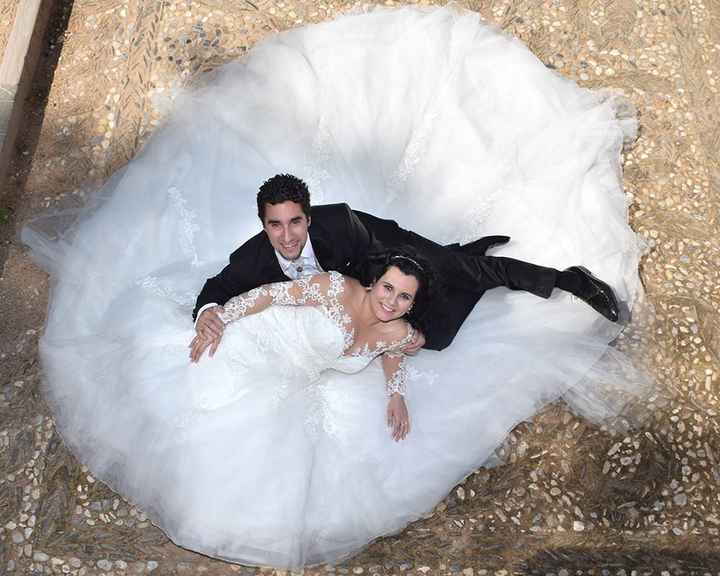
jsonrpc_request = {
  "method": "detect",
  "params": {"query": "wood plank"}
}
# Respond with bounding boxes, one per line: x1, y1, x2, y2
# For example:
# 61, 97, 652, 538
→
0, 0, 54, 186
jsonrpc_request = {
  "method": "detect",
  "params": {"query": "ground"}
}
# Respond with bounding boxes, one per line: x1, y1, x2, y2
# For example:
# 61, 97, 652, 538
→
1, 0, 720, 574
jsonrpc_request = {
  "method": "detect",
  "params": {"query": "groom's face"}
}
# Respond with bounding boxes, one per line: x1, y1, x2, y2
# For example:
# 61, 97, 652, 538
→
262, 201, 311, 261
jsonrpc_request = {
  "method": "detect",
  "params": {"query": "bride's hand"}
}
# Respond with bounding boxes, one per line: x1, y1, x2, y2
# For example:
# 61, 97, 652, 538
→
387, 393, 410, 441
189, 332, 223, 363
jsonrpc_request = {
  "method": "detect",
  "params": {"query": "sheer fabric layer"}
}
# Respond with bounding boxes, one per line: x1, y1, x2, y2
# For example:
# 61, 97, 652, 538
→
24, 5, 645, 569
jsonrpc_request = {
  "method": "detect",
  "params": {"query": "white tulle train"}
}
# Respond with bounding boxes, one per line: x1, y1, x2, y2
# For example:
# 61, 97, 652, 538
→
23, 4, 647, 568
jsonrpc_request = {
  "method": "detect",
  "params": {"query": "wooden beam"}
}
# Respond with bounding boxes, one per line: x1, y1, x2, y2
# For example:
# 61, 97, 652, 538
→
0, 0, 55, 189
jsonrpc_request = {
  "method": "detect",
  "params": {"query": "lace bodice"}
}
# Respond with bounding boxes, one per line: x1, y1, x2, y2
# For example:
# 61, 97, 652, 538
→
219, 272, 414, 396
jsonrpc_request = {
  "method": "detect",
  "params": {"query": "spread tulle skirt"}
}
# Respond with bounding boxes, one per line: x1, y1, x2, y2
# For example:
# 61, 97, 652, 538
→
23, 4, 648, 568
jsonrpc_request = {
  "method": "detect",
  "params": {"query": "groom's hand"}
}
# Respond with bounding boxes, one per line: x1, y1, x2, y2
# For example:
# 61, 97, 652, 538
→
400, 330, 425, 355
196, 306, 225, 340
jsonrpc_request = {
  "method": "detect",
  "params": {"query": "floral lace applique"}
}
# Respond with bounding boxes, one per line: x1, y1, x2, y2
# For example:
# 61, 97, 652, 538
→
382, 326, 416, 397
218, 271, 355, 351
385, 355, 409, 396
219, 286, 267, 320
348, 325, 415, 359
168, 186, 200, 267
219, 272, 418, 397
137, 275, 197, 306
302, 114, 332, 204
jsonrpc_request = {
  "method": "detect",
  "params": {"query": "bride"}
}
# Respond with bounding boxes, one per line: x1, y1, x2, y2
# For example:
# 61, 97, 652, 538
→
197, 251, 435, 442
23, 2, 647, 570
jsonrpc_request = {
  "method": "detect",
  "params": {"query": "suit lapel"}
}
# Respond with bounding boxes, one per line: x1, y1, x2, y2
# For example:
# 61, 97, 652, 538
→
309, 226, 336, 271
258, 234, 291, 281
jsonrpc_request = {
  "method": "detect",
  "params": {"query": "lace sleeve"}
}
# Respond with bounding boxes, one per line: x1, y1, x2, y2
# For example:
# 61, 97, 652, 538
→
382, 353, 409, 397
217, 272, 345, 324
381, 325, 415, 397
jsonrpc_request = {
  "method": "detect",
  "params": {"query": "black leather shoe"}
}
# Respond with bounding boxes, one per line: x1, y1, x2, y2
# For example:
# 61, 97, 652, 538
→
565, 266, 621, 322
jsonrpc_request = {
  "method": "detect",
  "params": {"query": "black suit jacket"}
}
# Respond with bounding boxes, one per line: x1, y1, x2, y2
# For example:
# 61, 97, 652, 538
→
193, 203, 481, 350
194, 204, 377, 315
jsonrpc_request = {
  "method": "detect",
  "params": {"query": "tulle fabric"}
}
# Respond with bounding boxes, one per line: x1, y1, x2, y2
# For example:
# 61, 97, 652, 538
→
23, 4, 648, 569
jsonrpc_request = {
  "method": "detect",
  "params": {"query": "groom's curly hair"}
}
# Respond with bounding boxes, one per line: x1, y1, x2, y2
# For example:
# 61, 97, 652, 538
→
257, 174, 311, 222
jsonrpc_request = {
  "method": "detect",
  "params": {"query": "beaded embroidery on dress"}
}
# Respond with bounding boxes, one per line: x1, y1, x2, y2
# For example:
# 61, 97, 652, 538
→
219, 272, 414, 395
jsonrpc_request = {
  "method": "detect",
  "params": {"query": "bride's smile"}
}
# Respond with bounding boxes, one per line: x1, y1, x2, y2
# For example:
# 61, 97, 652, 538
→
367, 267, 419, 322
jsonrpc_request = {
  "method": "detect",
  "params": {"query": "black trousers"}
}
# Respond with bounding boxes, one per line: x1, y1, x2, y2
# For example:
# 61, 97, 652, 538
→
402, 230, 558, 350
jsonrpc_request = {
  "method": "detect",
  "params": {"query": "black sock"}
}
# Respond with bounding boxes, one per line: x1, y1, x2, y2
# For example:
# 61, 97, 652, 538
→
555, 269, 583, 295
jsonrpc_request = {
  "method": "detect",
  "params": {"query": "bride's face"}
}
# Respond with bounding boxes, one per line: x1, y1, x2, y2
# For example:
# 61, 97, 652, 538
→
369, 266, 419, 322
262, 201, 311, 261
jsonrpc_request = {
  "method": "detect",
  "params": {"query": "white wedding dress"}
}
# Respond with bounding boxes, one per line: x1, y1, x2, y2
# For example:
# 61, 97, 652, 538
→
23, 4, 647, 569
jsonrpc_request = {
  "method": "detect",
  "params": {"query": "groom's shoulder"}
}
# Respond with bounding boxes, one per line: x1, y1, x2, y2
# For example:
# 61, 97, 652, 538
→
309, 203, 358, 233
310, 202, 353, 220
228, 230, 270, 262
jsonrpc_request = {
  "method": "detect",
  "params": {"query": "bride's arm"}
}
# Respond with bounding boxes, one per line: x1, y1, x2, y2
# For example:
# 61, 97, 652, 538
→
382, 339, 412, 442
190, 272, 346, 363
218, 271, 345, 324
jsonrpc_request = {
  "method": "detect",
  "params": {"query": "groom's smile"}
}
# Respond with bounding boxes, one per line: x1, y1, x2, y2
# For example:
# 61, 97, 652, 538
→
262, 200, 311, 262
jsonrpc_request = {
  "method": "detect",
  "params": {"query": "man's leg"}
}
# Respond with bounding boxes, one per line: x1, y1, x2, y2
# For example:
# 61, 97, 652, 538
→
457, 254, 557, 298
458, 254, 621, 322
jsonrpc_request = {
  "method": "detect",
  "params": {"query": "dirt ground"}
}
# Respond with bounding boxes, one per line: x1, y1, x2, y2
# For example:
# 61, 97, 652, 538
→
1, 0, 720, 574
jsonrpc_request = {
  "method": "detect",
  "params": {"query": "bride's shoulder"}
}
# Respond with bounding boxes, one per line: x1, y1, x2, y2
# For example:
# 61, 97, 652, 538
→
310, 272, 358, 299
334, 273, 363, 292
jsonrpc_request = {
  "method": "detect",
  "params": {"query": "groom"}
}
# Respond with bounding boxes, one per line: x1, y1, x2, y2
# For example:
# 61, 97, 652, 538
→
191, 174, 620, 359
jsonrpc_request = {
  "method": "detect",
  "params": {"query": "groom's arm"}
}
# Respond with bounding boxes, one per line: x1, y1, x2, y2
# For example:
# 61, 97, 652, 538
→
193, 259, 247, 321
351, 210, 415, 248
352, 209, 453, 263
192, 235, 267, 321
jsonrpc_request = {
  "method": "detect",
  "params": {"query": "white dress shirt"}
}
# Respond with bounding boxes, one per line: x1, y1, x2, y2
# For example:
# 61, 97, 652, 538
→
274, 237, 324, 280
195, 238, 324, 324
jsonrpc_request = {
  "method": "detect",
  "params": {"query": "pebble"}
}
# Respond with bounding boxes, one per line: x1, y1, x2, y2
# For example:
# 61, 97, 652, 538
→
147, 561, 159, 572
97, 559, 113, 571
673, 493, 688, 506
33, 551, 50, 562
573, 520, 585, 531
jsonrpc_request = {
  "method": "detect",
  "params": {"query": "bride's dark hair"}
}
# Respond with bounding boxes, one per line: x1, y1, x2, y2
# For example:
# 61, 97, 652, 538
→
368, 247, 440, 334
